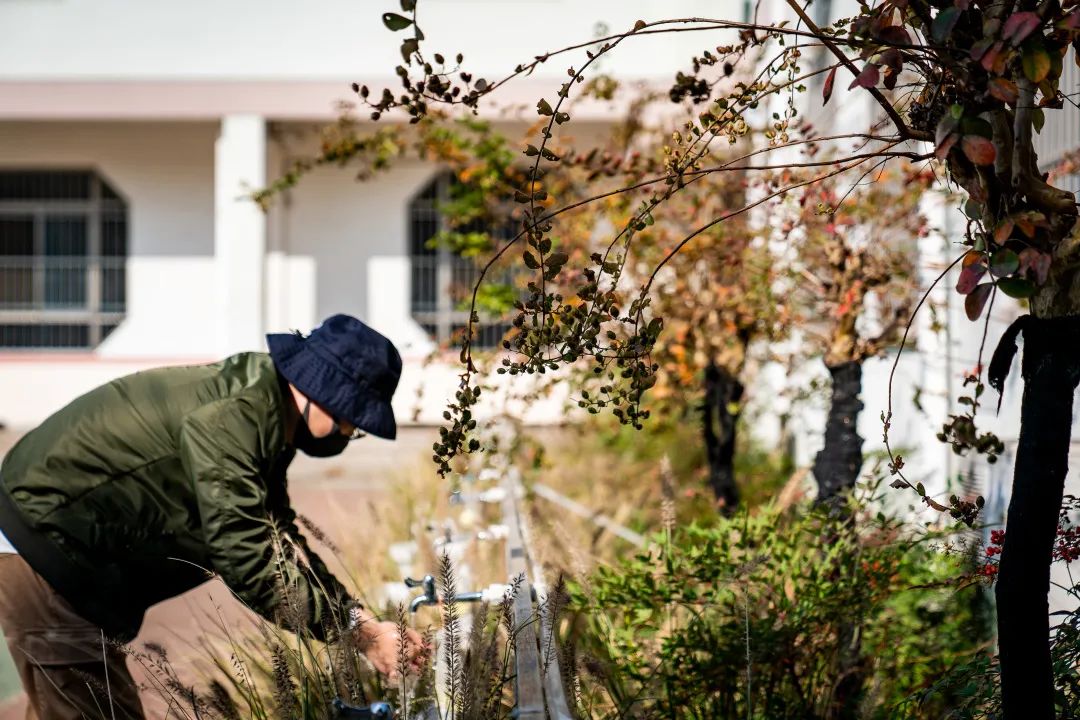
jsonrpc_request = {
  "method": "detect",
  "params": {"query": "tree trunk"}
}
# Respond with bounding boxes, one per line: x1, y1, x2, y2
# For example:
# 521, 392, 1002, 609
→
995, 317, 1080, 720
702, 362, 743, 511
812, 361, 865, 502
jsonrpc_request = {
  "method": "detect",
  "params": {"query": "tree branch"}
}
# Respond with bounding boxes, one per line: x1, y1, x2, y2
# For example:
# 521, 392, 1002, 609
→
785, 0, 933, 142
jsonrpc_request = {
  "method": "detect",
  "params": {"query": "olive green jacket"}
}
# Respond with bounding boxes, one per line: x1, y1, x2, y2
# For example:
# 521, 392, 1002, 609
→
0, 353, 352, 641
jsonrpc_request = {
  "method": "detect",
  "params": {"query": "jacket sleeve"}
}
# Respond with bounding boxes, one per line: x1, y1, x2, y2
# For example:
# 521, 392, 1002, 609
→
178, 398, 354, 641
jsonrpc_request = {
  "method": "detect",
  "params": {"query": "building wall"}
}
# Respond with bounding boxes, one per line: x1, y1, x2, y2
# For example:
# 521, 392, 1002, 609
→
0, 121, 219, 358
0, 0, 738, 83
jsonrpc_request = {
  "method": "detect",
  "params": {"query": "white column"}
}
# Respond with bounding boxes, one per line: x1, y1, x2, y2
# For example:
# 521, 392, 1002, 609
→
215, 114, 266, 355
367, 255, 436, 357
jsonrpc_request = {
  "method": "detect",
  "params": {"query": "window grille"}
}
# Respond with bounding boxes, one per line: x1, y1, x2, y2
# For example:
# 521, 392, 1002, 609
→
0, 170, 127, 349
408, 172, 514, 349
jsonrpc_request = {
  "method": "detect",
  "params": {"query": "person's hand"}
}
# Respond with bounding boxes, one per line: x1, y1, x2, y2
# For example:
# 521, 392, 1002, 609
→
354, 616, 429, 679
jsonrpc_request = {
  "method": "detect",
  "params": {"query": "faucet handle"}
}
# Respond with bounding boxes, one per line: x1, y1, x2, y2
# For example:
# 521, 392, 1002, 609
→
404, 574, 437, 597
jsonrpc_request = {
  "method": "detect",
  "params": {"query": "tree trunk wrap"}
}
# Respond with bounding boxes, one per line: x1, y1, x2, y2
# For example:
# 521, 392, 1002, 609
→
993, 316, 1080, 720
702, 362, 743, 511
813, 361, 865, 502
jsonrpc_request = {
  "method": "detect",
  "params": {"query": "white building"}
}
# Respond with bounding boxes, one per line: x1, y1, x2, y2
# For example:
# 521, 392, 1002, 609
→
0, 0, 729, 428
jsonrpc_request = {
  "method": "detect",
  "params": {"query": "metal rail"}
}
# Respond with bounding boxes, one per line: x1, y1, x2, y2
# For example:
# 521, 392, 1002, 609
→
502, 467, 574, 720
401, 444, 578, 718
531, 482, 646, 548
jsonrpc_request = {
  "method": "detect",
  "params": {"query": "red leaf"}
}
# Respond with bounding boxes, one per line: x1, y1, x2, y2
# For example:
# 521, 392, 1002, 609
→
848, 64, 880, 90
935, 132, 960, 160
877, 26, 912, 45
965, 284, 993, 321
823, 66, 837, 105
1003, 12, 1041, 46
961, 135, 997, 165
957, 262, 987, 294
970, 38, 995, 62
993, 219, 1015, 244
988, 77, 1019, 104
1019, 248, 1051, 284
980, 41, 1004, 72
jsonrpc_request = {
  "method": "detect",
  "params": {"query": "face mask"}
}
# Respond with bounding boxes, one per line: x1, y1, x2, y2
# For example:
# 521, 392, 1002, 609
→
294, 398, 351, 457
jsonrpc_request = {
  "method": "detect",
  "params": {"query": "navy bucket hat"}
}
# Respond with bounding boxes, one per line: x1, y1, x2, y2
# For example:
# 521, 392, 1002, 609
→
267, 314, 402, 440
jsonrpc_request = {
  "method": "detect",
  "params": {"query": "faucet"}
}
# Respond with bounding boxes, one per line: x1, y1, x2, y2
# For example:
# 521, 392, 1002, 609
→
406, 574, 437, 613
406, 575, 515, 613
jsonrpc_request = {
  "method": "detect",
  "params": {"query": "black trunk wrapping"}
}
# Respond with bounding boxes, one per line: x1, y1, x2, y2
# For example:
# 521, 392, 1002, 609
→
703, 363, 743, 511
997, 317, 1080, 720
813, 361, 865, 501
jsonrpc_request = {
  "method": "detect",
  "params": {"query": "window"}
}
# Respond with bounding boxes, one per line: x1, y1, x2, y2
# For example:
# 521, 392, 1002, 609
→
0, 170, 128, 349
409, 172, 514, 349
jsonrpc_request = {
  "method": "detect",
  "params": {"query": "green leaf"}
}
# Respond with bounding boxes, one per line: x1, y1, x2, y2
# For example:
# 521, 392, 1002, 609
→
523, 144, 540, 157
1022, 42, 1051, 82
998, 277, 1037, 298
990, 249, 1020, 277
1033, 107, 1045, 134
382, 12, 413, 31
400, 0, 416, 9
960, 116, 993, 138
932, 7, 962, 42
963, 198, 984, 220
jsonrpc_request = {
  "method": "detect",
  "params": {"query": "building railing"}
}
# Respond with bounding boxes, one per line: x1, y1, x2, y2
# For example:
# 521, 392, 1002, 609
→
410, 254, 512, 349
0, 255, 125, 348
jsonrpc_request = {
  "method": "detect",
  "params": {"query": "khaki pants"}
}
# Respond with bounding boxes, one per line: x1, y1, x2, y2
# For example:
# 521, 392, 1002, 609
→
0, 555, 143, 720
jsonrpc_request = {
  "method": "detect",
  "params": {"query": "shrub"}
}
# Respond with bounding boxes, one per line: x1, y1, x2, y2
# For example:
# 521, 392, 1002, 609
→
565, 485, 990, 719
